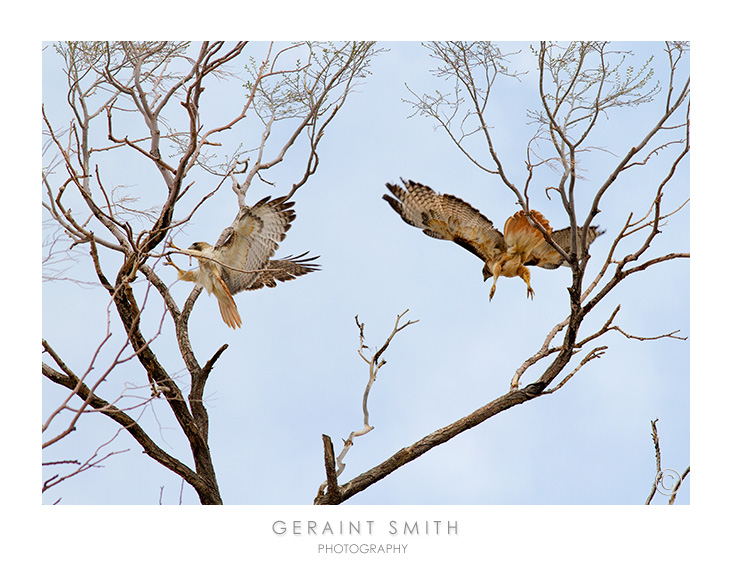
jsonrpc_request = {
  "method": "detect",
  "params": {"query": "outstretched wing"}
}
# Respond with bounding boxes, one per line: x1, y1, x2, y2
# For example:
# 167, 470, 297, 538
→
383, 179, 505, 263
526, 225, 605, 269
244, 252, 321, 291
214, 196, 296, 295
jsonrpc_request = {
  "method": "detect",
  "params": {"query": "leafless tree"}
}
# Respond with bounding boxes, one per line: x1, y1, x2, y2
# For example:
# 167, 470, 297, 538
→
42, 42, 687, 505
42, 41, 379, 504
314, 41, 689, 504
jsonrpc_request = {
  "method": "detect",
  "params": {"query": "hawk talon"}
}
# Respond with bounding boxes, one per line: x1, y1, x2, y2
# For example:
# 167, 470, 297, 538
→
163, 256, 183, 273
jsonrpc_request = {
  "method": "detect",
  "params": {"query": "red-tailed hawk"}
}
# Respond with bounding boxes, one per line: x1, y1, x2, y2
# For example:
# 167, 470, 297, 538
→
166, 196, 319, 328
383, 179, 602, 300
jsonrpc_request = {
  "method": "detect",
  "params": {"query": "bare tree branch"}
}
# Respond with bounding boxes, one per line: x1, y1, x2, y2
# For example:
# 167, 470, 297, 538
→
315, 310, 418, 504
646, 418, 689, 505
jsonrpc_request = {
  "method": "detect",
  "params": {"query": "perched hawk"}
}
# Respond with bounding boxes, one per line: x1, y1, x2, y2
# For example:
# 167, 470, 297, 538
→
383, 179, 603, 300
166, 195, 319, 328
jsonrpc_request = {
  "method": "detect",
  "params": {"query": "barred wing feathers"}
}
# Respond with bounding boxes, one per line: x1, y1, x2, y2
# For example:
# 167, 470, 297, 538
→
245, 252, 321, 291
383, 179, 505, 264
214, 195, 296, 295
526, 225, 605, 269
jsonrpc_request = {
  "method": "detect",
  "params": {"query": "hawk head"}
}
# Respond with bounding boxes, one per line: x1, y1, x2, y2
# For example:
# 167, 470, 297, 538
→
188, 241, 212, 252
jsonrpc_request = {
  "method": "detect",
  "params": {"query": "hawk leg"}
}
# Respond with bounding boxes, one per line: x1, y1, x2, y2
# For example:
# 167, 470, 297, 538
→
517, 265, 535, 300
489, 262, 503, 301
164, 257, 184, 272
164, 257, 198, 283
165, 241, 201, 282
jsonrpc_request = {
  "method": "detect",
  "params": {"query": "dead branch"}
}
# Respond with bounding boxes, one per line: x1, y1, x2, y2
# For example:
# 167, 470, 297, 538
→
42, 356, 210, 497
316, 434, 342, 504
43, 430, 130, 493
542, 346, 607, 395
646, 419, 689, 505
317, 379, 551, 505
315, 310, 417, 504
669, 466, 690, 505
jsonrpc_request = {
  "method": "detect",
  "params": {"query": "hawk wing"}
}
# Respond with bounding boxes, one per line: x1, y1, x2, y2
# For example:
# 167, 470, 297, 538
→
383, 179, 505, 264
525, 225, 605, 269
213, 196, 296, 295
244, 252, 321, 291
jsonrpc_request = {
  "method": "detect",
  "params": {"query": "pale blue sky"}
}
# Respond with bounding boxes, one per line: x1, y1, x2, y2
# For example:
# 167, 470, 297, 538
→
41, 41, 691, 509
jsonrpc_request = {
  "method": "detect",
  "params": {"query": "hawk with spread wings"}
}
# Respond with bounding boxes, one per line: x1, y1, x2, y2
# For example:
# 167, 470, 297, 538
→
166, 195, 319, 328
383, 179, 603, 300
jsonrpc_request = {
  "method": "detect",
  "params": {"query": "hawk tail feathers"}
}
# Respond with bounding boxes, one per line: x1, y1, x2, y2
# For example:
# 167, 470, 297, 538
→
217, 295, 242, 329
504, 210, 553, 255
214, 278, 242, 329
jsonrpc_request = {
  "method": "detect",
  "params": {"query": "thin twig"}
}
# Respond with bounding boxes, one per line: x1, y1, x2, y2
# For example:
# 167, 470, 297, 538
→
646, 418, 663, 505
668, 466, 690, 505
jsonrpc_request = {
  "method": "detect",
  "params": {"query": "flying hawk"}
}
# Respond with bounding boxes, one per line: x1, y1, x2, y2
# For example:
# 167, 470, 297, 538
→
166, 195, 319, 328
383, 179, 603, 300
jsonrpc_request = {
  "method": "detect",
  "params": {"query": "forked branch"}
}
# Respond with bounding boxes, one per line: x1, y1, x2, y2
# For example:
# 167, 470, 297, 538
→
315, 310, 417, 504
